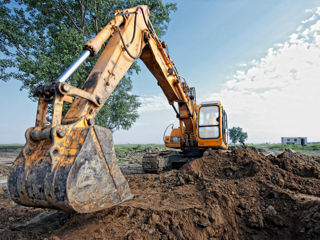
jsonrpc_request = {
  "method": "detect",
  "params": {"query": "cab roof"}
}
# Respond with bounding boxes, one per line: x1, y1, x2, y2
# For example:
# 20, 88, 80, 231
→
200, 100, 221, 105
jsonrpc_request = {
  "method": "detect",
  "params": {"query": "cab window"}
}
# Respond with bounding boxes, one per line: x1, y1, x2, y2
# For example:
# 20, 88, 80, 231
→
198, 105, 220, 139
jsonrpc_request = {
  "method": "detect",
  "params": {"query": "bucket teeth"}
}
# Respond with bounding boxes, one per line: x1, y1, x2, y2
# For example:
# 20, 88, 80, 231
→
8, 126, 133, 213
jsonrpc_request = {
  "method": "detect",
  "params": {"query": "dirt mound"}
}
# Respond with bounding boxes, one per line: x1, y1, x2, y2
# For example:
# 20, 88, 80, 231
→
1, 148, 320, 240
179, 148, 320, 239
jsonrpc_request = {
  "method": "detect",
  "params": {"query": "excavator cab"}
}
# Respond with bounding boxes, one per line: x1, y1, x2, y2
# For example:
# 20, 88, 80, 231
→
197, 101, 228, 149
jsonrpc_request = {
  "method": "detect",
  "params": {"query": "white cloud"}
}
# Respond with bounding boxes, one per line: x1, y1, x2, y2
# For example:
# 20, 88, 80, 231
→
137, 95, 171, 114
301, 14, 316, 24
207, 8, 320, 143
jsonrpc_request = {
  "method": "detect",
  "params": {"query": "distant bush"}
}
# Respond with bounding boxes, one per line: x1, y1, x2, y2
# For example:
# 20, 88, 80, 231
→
115, 144, 165, 152
259, 144, 320, 151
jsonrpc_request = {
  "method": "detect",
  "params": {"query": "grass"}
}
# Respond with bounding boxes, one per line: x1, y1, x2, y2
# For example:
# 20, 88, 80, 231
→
266, 144, 320, 151
114, 144, 165, 152
246, 143, 320, 151
246, 143, 320, 156
2, 143, 319, 156
114, 144, 166, 163
0, 144, 164, 153
0, 145, 23, 150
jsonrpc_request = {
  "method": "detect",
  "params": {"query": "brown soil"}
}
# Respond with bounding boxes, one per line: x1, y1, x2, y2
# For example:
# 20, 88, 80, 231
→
1, 147, 320, 240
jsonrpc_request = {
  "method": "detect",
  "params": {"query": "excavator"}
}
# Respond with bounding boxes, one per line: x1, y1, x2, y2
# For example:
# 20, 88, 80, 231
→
8, 5, 228, 213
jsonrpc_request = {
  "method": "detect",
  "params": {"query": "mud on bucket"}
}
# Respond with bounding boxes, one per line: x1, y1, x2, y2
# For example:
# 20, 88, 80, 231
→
8, 126, 133, 213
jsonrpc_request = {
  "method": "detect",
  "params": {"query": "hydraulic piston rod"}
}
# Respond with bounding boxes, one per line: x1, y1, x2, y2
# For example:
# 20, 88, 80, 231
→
56, 50, 91, 83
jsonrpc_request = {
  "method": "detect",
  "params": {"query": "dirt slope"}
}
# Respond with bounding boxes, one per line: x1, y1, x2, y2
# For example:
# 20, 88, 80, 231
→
1, 148, 320, 240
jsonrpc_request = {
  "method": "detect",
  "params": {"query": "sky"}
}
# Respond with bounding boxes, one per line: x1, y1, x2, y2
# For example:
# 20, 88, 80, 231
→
1, 0, 320, 144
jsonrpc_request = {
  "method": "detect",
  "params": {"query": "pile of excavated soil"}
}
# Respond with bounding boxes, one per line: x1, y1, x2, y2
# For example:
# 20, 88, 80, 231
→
1, 148, 320, 240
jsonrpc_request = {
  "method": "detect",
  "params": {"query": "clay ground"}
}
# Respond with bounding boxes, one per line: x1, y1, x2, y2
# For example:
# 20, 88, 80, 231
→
0, 146, 320, 240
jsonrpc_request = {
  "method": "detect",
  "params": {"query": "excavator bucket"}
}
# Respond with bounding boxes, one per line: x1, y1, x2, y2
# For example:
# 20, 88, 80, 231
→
8, 126, 132, 213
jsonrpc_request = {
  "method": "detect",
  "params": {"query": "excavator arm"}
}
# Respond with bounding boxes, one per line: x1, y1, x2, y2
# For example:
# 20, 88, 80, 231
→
61, 5, 197, 148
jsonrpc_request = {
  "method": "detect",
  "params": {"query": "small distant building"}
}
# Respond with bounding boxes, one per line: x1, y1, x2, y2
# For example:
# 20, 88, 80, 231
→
281, 137, 307, 146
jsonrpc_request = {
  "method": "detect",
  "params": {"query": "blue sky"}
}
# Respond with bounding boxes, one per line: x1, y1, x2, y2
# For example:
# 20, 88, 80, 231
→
1, 0, 320, 144
134, 0, 318, 95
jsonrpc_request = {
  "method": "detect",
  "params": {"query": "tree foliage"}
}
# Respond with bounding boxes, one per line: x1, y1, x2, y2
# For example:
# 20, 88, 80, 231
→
229, 127, 248, 144
0, 0, 177, 131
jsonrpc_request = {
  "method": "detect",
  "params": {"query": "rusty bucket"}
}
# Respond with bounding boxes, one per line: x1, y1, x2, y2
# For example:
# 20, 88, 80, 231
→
8, 125, 132, 213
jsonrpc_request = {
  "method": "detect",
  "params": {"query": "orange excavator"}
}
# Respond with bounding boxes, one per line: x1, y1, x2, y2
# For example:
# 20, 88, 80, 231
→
8, 5, 228, 213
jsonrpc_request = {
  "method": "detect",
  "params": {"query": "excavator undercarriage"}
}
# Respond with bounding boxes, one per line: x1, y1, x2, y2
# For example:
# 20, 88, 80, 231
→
142, 149, 205, 173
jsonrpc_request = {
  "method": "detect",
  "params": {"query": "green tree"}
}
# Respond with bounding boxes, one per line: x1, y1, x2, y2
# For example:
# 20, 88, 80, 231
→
229, 127, 248, 144
238, 131, 248, 144
0, 0, 177, 131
